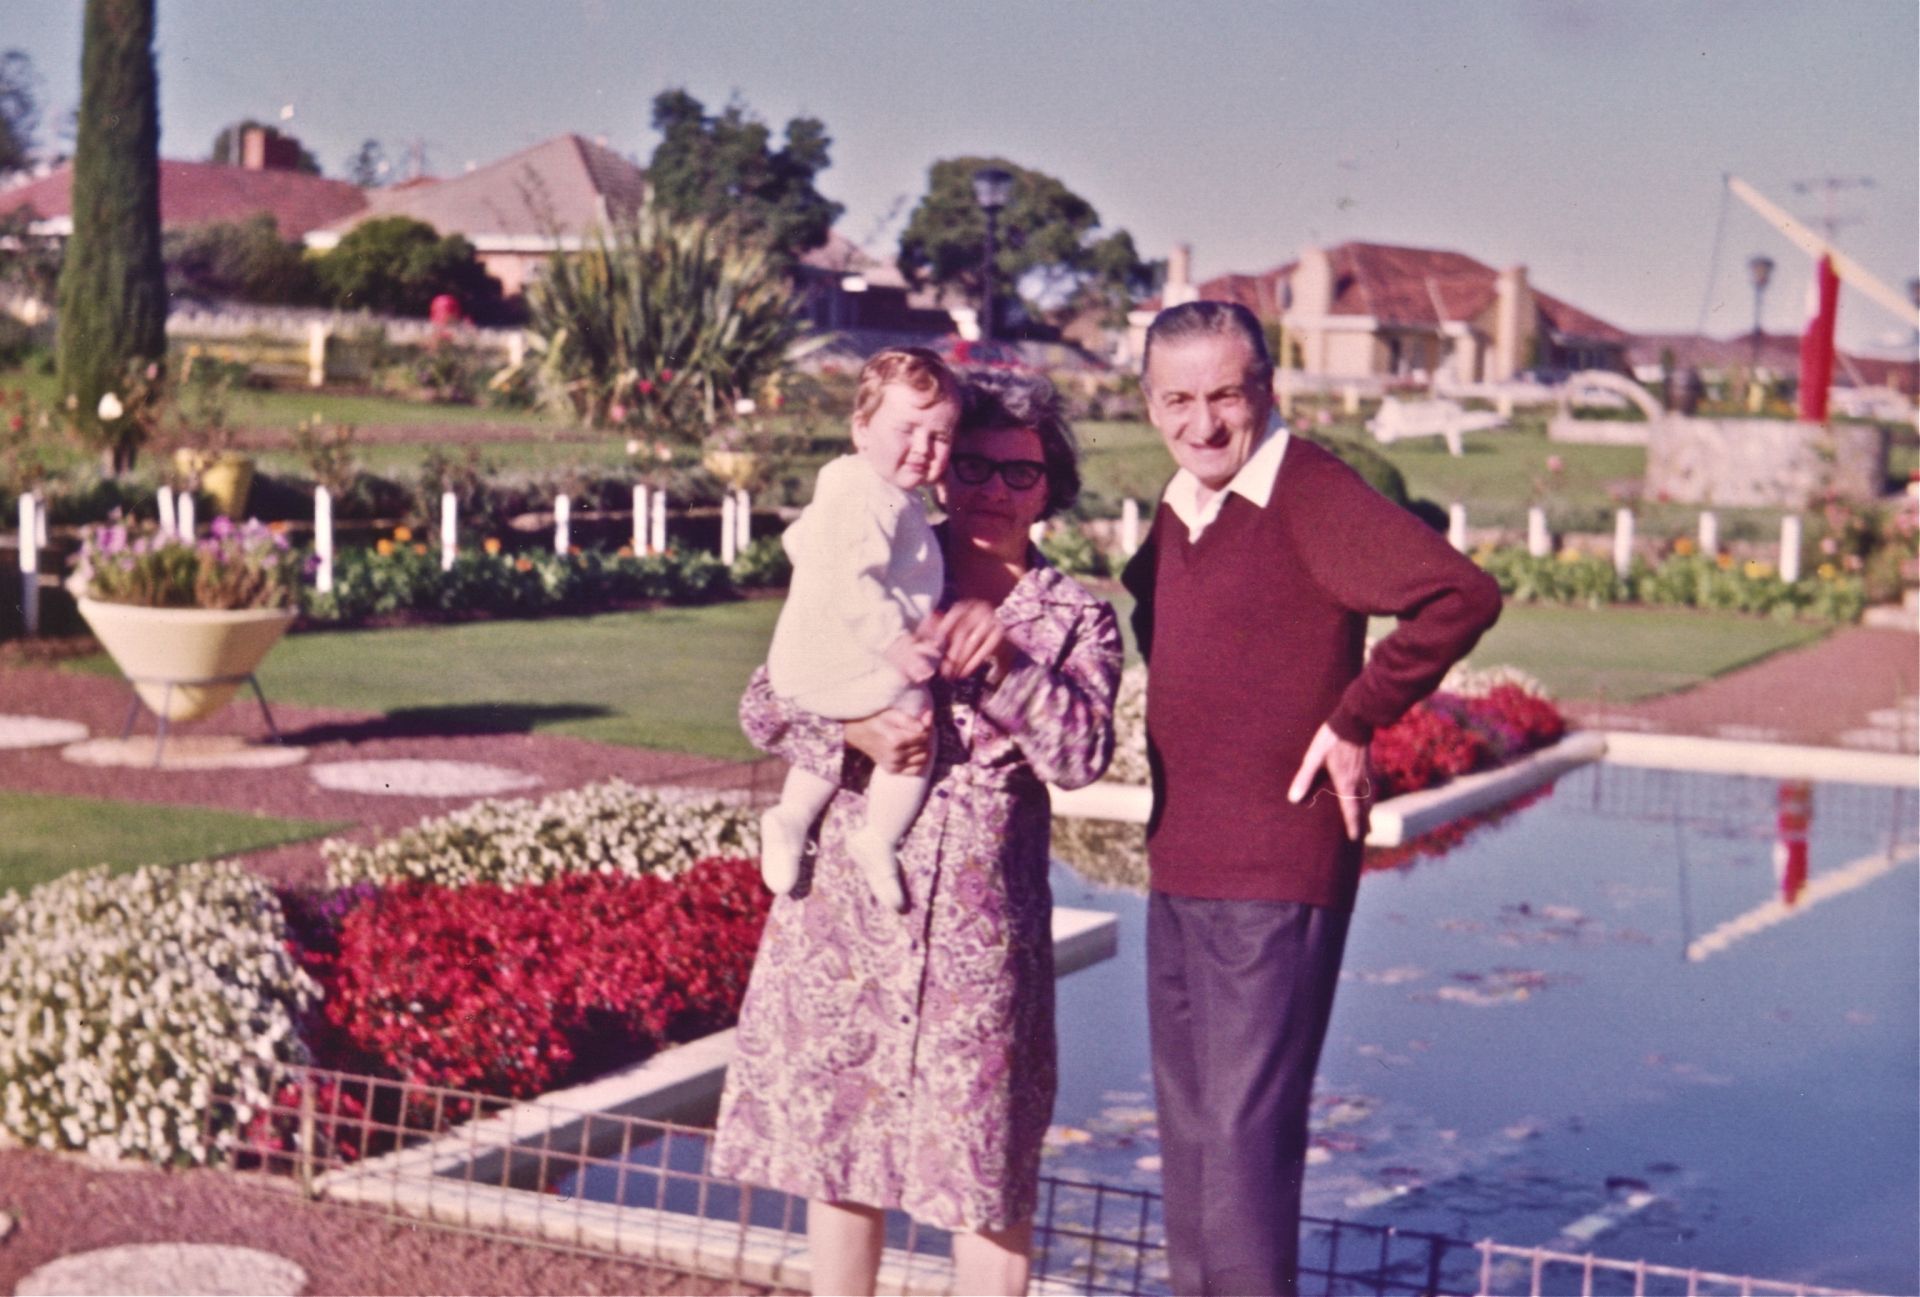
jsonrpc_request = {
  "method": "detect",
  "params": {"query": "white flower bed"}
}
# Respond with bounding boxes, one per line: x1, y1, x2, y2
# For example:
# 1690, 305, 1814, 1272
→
0, 862, 315, 1165
323, 779, 761, 890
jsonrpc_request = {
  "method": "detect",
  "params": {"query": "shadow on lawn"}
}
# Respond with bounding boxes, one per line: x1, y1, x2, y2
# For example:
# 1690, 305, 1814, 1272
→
283, 702, 614, 744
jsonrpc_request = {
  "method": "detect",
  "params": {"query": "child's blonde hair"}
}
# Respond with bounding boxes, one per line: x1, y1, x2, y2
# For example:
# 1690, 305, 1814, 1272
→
852, 347, 962, 426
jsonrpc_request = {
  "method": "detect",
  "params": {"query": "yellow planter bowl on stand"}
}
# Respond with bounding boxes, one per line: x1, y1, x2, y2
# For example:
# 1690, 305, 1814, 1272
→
173, 449, 256, 518
76, 598, 295, 722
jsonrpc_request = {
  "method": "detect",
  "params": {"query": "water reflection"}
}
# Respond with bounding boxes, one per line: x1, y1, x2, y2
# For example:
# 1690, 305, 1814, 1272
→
1050, 764, 1919, 1292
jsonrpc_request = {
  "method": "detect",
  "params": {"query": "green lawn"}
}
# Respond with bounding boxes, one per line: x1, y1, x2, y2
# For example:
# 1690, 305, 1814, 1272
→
258, 600, 782, 760
63, 596, 1830, 759
0, 790, 343, 894
1467, 603, 1828, 702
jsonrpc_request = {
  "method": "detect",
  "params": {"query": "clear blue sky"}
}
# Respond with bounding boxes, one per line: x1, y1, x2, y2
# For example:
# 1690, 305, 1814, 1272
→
11, 0, 1918, 352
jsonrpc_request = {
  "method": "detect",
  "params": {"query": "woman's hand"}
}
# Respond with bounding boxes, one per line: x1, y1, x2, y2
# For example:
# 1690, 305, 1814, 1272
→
845, 708, 933, 775
930, 599, 1017, 682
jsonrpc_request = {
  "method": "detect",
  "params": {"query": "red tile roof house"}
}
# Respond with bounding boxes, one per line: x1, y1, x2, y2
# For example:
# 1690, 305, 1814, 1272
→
1143, 240, 1631, 390
0, 130, 368, 247
304, 134, 647, 301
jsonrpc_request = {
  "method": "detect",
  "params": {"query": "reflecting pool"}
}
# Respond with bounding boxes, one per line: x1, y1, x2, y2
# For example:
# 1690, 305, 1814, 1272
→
1049, 764, 1919, 1294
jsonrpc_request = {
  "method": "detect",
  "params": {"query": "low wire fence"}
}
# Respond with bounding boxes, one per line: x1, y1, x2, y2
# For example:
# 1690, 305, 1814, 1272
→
200, 1063, 1863, 1296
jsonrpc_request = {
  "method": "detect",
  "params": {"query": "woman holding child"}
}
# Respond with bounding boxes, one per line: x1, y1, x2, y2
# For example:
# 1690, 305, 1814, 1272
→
710, 350, 1121, 1296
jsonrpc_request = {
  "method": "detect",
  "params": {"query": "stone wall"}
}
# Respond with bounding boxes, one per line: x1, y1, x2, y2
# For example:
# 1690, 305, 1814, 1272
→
1645, 416, 1888, 507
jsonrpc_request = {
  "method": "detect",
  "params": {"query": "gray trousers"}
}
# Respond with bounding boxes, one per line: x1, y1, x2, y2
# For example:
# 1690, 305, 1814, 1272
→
1146, 891, 1353, 1297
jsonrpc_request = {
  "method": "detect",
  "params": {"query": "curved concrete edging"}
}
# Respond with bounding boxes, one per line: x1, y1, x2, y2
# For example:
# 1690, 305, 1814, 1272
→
1046, 731, 1610, 847
1597, 731, 1917, 787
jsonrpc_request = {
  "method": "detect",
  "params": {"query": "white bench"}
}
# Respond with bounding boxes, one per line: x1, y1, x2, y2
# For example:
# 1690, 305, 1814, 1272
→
1366, 396, 1507, 456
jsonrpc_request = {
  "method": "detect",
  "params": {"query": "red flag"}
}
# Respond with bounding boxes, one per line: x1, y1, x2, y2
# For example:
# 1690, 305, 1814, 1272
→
1797, 255, 1840, 421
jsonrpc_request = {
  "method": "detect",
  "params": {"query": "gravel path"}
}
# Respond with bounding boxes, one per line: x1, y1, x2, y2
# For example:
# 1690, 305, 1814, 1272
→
0, 665, 782, 887
0, 1144, 778, 1296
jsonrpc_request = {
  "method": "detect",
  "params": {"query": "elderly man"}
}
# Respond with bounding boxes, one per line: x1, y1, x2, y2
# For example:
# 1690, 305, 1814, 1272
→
1121, 301, 1501, 1295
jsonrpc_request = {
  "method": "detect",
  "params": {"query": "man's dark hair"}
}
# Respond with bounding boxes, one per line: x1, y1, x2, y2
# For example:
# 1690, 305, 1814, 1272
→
1141, 300, 1274, 390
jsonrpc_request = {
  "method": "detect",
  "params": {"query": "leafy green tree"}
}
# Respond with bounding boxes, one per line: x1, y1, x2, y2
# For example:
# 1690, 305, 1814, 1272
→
645, 90, 842, 263
209, 120, 320, 174
315, 216, 503, 319
164, 214, 319, 305
56, 0, 167, 474
896, 156, 1149, 324
0, 50, 41, 174
511, 202, 804, 441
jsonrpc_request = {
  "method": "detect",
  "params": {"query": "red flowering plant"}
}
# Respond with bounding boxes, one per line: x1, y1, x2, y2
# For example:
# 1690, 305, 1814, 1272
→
1368, 686, 1568, 800
302, 858, 769, 1102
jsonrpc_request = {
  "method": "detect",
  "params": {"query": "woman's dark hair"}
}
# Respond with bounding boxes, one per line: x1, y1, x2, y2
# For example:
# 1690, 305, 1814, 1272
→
955, 368, 1081, 521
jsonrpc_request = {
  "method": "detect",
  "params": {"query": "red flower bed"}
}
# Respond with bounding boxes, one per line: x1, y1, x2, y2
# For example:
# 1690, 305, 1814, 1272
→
1369, 687, 1568, 800
297, 857, 769, 1099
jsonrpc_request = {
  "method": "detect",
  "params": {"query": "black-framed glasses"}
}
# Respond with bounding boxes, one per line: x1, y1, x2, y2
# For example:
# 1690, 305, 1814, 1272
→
950, 453, 1046, 490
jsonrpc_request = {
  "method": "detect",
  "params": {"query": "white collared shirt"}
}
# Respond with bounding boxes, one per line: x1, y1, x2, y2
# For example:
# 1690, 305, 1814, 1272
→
1160, 415, 1290, 542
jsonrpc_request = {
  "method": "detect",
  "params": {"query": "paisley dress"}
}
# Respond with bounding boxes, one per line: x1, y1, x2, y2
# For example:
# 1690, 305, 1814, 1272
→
709, 558, 1123, 1232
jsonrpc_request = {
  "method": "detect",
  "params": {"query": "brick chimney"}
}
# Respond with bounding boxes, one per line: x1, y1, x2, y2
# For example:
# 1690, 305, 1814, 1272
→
1164, 243, 1197, 307
1490, 264, 1535, 381
240, 125, 302, 171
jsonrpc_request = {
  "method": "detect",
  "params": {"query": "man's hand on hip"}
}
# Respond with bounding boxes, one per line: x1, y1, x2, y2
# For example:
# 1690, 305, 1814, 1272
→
1287, 722, 1373, 842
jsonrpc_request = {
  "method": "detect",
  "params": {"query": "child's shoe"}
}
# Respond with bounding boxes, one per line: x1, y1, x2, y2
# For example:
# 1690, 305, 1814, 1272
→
846, 827, 908, 912
759, 807, 808, 895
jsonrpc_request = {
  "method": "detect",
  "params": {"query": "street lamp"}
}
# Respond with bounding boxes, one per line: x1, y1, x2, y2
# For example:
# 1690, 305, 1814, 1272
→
972, 167, 1014, 342
1747, 254, 1775, 369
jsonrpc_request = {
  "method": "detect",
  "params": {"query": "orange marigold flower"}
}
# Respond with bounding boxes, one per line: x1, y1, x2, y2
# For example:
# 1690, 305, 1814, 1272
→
515, 557, 534, 572
412, 543, 427, 556
483, 537, 502, 555
393, 525, 414, 542
1716, 553, 1735, 569
616, 545, 635, 558
375, 539, 395, 557
1672, 537, 1695, 556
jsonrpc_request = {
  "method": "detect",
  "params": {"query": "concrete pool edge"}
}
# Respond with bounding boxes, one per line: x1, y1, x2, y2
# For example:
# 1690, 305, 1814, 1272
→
1597, 731, 1917, 786
1048, 730, 1610, 846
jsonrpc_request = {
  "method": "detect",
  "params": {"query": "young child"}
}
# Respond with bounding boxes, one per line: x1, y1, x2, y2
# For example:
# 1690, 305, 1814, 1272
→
760, 347, 961, 911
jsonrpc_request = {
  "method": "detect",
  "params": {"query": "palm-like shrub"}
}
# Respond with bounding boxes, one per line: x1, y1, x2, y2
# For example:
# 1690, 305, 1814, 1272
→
511, 204, 805, 443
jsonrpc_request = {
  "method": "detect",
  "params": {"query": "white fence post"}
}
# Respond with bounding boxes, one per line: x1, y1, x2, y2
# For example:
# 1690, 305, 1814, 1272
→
440, 491, 457, 571
1447, 502, 1468, 552
157, 485, 175, 538
632, 485, 649, 555
18, 492, 38, 635
314, 487, 333, 593
1613, 508, 1635, 577
720, 494, 738, 565
1121, 498, 1141, 555
1779, 515, 1803, 583
177, 493, 196, 540
1698, 510, 1719, 558
650, 491, 667, 554
307, 321, 328, 388
1526, 506, 1551, 558
554, 494, 571, 555
733, 488, 751, 551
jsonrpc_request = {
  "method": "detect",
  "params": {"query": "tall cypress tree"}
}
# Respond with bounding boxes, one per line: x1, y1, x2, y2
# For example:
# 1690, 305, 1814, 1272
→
56, 0, 166, 474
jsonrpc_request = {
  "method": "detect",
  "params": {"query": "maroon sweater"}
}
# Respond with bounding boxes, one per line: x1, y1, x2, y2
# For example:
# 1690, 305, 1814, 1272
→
1120, 438, 1502, 908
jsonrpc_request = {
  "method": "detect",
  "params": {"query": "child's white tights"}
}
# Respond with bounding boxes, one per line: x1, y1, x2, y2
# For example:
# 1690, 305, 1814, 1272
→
759, 690, 933, 912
